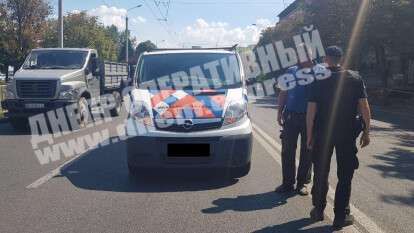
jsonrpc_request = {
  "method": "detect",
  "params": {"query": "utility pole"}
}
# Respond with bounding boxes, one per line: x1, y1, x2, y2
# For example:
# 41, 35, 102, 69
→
58, 0, 63, 48
126, 16, 129, 63
125, 4, 142, 64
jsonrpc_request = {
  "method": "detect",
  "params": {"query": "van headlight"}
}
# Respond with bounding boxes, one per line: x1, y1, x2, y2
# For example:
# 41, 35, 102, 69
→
130, 101, 154, 126
223, 100, 247, 126
59, 85, 78, 100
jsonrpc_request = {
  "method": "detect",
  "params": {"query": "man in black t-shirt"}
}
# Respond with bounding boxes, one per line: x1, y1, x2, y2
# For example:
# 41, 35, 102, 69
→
306, 46, 372, 229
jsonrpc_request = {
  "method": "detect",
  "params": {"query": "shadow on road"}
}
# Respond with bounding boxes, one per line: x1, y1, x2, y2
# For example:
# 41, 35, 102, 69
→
0, 122, 31, 135
202, 192, 294, 214
252, 218, 333, 233
369, 148, 414, 207
60, 138, 239, 193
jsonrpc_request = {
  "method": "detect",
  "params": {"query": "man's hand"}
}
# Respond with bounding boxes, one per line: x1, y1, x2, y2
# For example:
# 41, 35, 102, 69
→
277, 91, 287, 126
277, 112, 284, 126
360, 132, 370, 148
358, 98, 371, 149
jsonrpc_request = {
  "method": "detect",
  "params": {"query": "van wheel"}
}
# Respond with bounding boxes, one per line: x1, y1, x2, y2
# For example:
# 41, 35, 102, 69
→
78, 97, 90, 128
230, 162, 251, 178
9, 117, 28, 131
110, 91, 122, 117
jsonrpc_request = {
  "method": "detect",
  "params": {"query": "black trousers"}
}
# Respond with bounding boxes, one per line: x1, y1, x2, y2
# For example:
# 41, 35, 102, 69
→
311, 134, 359, 217
281, 112, 312, 187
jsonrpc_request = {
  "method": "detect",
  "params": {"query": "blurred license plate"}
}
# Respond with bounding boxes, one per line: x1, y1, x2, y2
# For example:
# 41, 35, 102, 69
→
168, 144, 210, 157
25, 103, 44, 109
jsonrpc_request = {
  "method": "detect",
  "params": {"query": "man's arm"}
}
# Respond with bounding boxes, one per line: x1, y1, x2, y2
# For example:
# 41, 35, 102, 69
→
277, 90, 288, 126
358, 98, 371, 148
306, 102, 317, 149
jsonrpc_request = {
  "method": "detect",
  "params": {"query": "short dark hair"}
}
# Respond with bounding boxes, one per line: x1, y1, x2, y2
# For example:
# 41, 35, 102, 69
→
325, 46, 343, 64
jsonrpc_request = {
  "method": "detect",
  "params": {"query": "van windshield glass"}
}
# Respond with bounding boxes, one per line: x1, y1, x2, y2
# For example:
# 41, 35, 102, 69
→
138, 53, 242, 90
23, 50, 89, 70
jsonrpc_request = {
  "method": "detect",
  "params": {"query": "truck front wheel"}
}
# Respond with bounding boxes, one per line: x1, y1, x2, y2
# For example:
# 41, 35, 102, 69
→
78, 97, 90, 128
110, 91, 122, 117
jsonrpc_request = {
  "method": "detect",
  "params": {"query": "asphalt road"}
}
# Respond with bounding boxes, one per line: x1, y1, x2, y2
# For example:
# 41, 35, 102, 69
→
0, 97, 413, 233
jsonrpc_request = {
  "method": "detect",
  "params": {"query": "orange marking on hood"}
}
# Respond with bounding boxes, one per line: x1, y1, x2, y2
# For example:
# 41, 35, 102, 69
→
210, 95, 226, 107
151, 90, 175, 107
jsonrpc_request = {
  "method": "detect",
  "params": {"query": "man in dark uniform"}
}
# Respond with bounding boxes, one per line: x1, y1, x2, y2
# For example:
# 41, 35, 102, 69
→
275, 57, 313, 196
306, 46, 371, 229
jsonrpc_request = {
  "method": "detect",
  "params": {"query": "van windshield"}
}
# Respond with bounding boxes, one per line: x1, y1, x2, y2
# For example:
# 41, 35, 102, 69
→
23, 50, 89, 70
138, 53, 242, 90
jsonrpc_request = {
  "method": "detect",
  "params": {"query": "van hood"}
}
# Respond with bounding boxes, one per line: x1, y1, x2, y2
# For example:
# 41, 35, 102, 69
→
149, 89, 227, 119
14, 69, 83, 80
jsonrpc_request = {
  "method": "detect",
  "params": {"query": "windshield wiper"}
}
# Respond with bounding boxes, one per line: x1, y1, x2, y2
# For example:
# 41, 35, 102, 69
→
25, 65, 40, 69
39, 66, 71, 70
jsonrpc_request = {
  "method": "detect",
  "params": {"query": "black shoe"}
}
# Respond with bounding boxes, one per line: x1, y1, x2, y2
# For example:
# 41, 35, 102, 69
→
296, 185, 309, 196
274, 184, 294, 193
310, 208, 325, 222
333, 214, 354, 230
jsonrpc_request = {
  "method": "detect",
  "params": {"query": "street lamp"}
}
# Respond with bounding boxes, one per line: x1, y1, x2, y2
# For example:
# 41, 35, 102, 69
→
125, 4, 142, 63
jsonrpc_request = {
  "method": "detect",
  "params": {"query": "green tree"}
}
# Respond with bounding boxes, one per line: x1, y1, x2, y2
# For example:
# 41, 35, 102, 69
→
364, 0, 414, 87
118, 30, 137, 64
135, 40, 157, 59
43, 12, 120, 61
0, 0, 52, 68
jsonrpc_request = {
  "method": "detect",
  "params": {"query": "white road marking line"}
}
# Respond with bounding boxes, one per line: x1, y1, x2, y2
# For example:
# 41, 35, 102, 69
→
26, 152, 87, 189
253, 123, 386, 233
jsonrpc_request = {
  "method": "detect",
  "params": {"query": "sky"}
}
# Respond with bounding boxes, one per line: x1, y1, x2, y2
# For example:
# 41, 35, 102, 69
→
50, 0, 295, 48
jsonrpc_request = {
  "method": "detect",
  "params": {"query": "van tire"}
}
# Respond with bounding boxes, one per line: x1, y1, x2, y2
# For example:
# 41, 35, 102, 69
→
230, 162, 251, 178
110, 91, 122, 117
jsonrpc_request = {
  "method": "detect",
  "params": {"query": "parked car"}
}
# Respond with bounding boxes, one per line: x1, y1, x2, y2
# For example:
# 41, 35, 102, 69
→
126, 47, 253, 178
1, 48, 129, 130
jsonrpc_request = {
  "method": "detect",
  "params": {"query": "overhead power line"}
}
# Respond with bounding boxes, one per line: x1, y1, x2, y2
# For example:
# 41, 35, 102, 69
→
143, 0, 179, 43
171, 0, 286, 5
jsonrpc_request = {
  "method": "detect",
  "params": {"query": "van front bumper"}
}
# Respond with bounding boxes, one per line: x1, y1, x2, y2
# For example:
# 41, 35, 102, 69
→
126, 133, 253, 169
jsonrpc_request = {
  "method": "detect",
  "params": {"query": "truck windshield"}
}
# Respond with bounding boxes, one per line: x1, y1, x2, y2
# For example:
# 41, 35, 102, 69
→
138, 53, 242, 90
23, 50, 88, 70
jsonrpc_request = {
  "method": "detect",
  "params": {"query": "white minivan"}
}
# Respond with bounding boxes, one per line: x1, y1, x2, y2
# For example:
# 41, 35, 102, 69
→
125, 47, 252, 178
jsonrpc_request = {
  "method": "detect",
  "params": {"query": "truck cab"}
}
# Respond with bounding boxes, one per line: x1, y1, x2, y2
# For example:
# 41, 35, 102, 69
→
2, 48, 127, 130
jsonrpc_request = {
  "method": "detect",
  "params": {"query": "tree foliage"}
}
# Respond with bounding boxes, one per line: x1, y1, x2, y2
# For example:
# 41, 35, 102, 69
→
118, 31, 137, 64
0, 0, 51, 69
42, 12, 120, 61
257, 0, 414, 86
0, 0, 163, 69
135, 40, 157, 59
